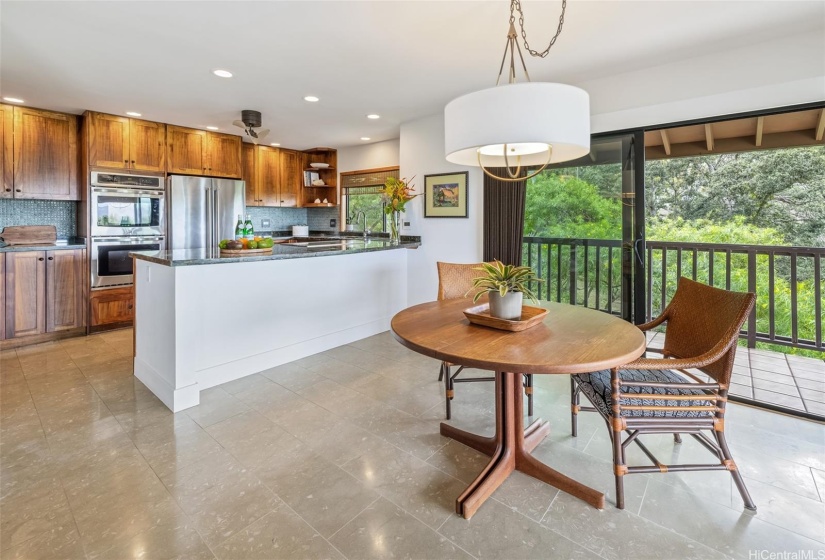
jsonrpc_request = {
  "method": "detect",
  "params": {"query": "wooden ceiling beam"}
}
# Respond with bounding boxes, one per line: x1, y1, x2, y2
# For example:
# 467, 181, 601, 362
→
660, 129, 671, 156
704, 124, 714, 151
816, 109, 825, 142
756, 116, 764, 147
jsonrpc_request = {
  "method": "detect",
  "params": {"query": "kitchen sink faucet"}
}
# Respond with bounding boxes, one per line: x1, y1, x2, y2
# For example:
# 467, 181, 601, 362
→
355, 211, 370, 239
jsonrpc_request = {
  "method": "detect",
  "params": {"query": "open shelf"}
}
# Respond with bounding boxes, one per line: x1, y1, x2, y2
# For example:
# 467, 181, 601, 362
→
304, 202, 336, 207
304, 167, 336, 172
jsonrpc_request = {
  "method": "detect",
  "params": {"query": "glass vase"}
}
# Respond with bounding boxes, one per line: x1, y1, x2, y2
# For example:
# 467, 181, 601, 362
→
389, 211, 401, 245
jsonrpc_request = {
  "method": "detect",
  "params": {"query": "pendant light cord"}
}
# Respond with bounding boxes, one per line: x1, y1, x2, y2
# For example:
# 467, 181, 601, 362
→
511, 0, 567, 59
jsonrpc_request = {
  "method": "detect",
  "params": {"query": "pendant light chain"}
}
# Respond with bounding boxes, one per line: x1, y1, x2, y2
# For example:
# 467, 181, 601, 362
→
510, 0, 567, 59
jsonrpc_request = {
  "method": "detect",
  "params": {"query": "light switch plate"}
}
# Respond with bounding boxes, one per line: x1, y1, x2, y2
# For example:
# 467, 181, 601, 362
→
330, 218, 336, 228
261, 218, 271, 229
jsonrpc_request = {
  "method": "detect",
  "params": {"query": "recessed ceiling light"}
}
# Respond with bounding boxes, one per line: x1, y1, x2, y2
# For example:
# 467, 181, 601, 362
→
126, 111, 142, 117
360, 137, 371, 141
367, 114, 380, 119
3, 97, 24, 103
303, 96, 320, 103
206, 126, 219, 131
212, 69, 233, 78
270, 143, 281, 147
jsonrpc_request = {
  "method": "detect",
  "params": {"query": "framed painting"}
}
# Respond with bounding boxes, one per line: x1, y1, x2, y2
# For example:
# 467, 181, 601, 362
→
423, 171, 469, 218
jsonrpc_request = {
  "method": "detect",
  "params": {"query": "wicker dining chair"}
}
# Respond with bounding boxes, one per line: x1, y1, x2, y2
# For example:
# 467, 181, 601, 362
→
571, 277, 757, 511
437, 261, 534, 419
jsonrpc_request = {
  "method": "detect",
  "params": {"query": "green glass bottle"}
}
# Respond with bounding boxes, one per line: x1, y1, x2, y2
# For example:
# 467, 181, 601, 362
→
244, 214, 254, 240
235, 215, 244, 241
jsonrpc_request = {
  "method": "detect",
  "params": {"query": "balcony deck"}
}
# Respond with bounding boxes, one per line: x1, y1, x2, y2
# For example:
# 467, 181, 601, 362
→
646, 331, 825, 417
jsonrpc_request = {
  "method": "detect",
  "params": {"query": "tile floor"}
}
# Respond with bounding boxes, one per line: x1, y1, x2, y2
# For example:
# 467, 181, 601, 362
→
646, 332, 825, 417
1, 328, 824, 559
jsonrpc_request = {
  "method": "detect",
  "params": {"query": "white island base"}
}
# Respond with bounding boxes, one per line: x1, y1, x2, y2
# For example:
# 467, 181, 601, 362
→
133, 249, 409, 412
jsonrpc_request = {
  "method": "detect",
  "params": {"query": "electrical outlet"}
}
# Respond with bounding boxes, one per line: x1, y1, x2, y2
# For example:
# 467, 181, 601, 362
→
330, 218, 336, 228
261, 218, 271, 229
403, 221, 411, 227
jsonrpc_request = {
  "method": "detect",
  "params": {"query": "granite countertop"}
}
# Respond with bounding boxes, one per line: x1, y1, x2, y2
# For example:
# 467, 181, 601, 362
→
0, 237, 87, 253
131, 236, 421, 267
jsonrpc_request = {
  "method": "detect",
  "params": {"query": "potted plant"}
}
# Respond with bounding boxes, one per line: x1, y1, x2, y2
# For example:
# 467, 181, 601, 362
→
468, 261, 543, 320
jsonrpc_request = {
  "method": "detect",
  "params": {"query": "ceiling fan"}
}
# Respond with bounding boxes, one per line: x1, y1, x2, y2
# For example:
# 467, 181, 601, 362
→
232, 109, 270, 141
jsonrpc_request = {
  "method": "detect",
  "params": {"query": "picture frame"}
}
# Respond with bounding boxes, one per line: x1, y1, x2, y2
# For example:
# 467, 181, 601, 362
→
423, 171, 469, 218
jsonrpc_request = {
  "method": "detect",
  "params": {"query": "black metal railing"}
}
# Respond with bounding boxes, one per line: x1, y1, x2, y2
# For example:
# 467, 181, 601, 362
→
523, 237, 824, 352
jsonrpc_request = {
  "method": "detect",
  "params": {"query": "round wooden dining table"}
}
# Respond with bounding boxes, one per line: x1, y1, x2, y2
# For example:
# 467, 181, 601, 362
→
391, 299, 647, 520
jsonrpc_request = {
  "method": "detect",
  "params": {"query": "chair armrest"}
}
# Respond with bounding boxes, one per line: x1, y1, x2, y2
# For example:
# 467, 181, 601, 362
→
624, 336, 735, 372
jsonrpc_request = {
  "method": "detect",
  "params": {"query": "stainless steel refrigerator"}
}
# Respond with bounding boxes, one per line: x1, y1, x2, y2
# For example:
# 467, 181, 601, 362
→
168, 176, 246, 250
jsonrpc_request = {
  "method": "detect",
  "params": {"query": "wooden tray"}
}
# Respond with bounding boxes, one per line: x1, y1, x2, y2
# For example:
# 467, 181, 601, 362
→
0, 225, 57, 246
219, 247, 273, 256
463, 304, 548, 332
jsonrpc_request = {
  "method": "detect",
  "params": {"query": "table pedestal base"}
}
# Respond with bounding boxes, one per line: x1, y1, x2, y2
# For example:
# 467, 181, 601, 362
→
440, 371, 606, 519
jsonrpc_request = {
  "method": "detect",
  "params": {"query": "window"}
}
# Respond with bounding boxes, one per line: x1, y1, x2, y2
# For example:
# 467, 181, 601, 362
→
341, 167, 400, 233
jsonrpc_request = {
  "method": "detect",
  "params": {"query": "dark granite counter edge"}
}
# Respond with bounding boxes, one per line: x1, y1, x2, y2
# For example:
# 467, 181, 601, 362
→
0, 238, 87, 253
132, 241, 421, 267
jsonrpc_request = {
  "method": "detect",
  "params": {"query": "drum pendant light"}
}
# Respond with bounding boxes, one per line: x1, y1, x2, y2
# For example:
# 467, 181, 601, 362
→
444, 0, 590, 182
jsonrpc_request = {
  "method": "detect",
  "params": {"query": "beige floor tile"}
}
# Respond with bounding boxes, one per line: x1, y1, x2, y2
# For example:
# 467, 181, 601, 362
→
214, 503, 344, 560
0, 477, 74, 552
271, 458, 380, 538
129, 415, 225, 480
261, 362, 327, 392
440, 497, 599, 560
330, 498, 472, 560
0, 523, 86, 560
217, 372, 273, 396
641, 478, 824, 559
91, 520, 214, 560
341, 444, 466, 530
184, 386, 250, 428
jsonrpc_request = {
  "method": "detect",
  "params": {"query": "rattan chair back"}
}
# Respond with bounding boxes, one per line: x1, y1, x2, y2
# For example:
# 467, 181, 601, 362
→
662, 277, 755, 385
437, 262, 486, 301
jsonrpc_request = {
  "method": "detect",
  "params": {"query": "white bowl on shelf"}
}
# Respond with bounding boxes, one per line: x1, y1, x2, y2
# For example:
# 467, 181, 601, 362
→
309, 163, 330, 169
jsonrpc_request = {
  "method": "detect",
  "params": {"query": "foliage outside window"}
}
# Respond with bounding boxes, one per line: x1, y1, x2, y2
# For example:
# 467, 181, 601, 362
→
345, 188, 386, 233
523, 145, 825, 358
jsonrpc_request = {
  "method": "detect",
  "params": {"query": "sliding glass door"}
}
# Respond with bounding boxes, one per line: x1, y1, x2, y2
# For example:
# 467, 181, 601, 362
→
522, 132, 645, 323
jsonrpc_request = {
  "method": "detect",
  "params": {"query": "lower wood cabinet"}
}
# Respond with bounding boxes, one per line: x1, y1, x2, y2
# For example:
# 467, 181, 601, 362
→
3, 249, 86, 340
90, 286, 134, 327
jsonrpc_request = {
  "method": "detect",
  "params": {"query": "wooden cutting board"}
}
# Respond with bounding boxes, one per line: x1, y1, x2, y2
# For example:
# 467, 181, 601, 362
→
0, 226, 58, 246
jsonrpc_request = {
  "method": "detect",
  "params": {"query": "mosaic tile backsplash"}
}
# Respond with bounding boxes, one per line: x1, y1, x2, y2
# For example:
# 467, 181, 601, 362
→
0, 200, 77, 238
246, 206, 337, 233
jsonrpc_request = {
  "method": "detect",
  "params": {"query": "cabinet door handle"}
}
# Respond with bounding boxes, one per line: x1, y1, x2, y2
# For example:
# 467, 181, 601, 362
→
125, 159, 129, 166
131, 160, 135, 165
128, 304, 133, 310
4, 188, 9, 192
47, 256, 53, 260
16, 189, 21, 192
38, 257, 44, 261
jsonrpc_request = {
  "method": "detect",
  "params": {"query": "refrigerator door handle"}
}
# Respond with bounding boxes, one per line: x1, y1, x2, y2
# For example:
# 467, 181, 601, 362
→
213, 189, 220, 248
205, 186, 213, 250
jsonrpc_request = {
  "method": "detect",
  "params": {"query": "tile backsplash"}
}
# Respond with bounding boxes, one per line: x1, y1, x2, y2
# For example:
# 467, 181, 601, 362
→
0, 200, 77, 238
245, 206, 338, 233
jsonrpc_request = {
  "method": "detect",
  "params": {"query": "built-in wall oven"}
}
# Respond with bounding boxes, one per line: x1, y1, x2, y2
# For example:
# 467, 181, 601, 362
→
91, 171, 165, 237
91, 236, 165, 288
90, 171, 166, 289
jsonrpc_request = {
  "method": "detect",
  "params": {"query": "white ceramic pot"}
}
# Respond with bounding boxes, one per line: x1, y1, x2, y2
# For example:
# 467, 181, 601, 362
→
489, 291, 523, 320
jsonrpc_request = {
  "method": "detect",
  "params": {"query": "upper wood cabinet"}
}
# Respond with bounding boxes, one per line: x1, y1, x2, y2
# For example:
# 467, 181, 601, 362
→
4, 249, 86, 340
12, 107, 79, 200
167, 125, 241, 178
244, 145, 301, 207
208, 133, 242, 178
279, 149, 301, 207
0, 104, 12, 199
86, 112, 166, 172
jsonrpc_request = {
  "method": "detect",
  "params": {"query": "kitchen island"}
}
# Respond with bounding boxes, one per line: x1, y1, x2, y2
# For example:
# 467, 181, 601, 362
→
131, 237, 420, 411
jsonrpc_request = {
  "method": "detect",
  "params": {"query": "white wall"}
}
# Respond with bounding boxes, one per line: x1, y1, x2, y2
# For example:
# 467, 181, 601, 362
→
585, 30, 824, 132
400, 114, 483, 306
337, 139, 400, 173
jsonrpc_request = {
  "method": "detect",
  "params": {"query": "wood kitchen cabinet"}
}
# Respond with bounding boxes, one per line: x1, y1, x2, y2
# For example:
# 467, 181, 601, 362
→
167, 125, 241, 178
90, 286, 134, 327
12, 107, 79, 200
86, 112, 166, 172
3, 249, 85, 341
1, 104, 12, 199
245, 145, 301, 207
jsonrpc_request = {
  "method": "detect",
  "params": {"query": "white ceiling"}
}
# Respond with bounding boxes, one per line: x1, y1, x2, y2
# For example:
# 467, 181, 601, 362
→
1, 1, 822, 150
